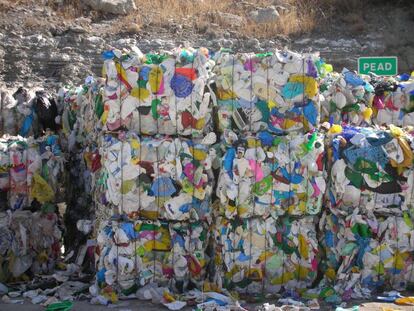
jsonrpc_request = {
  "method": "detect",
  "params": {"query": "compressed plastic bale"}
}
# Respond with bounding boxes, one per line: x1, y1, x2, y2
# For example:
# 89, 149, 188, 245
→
29, 134, 64, 201
212, 216, 277, 294
100, 47, 214, 136
5, 138, 30, 210
60, 77, 105, 151
0, 134, 64, 211
319, 71, 414, 127
319, 209, 414, 300
376, 213, 414, 290
95, 133, 216, 222
132, 221, 210, 292
356, 212, 414, 292
372, 75, 414, 126
95, 219, 210, 294
0, 210, 61, 281
319, 210, 379, 301
216, 130, 325, 219
272, 217, 319, 292
168, 221, 211, 290
319, 69, 374, 126
95, 220, 170, 293
325, 125, 414, 216
212, 49, 321, 134
213, 216, 318, 295
27, 210, 62, 275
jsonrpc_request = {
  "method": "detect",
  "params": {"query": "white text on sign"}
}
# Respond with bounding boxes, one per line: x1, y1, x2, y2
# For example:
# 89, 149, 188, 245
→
363, 62, 393, 72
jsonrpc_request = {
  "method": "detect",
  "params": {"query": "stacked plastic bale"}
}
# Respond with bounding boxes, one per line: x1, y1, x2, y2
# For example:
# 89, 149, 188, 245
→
213, 131, 324, 295
0, 134, 64, 282
96, 219, 211, 296
92, 46, 217, 301
319, 69, 375, 126
372, 73, 414, 126
99, 47, 214, 136
212, 49, 321, 134
319, 125, 414, 302
94, 133, 216, 296
211, 48, 324, 297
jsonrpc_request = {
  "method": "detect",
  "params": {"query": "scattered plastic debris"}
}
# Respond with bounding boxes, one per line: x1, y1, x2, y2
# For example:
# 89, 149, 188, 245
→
45, 300, 73, 311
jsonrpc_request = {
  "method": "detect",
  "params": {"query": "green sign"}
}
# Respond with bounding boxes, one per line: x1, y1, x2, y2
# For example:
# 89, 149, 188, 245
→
358, 56, 398, 76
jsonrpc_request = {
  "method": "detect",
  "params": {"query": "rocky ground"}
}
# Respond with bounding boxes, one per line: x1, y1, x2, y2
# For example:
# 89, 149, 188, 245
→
0, 0, 413, 92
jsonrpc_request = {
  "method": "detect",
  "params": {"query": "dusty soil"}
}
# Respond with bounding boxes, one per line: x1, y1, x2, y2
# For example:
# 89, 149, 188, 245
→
0, 299, 413, 311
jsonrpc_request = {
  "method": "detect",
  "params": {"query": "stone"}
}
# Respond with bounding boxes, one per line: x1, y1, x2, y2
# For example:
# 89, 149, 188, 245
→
219, 38, 233, 48
125, 23, 141, 34
49, 53, 71, 62
249, 6, 280, 24
83, 0, 136, 15
150, 39, 165, 49
217, 12, 243, 27
86, 36, 105, 45
69, 25, 87, 34
206, 29, 218, 40
247, 37, 260, 49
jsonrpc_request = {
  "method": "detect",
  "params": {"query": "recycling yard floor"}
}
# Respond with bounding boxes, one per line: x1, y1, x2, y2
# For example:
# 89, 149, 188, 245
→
1, 300, 414, 311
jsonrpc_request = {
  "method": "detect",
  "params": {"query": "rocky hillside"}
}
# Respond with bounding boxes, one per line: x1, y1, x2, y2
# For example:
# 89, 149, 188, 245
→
0, 0, 413, 91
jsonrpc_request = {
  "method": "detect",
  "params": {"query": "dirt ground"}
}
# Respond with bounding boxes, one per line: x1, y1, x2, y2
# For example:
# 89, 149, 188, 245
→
0, 299, 413, 311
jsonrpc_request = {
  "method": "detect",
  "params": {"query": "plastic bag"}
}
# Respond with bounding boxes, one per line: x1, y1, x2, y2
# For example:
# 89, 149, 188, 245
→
31, 173, 54, 204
